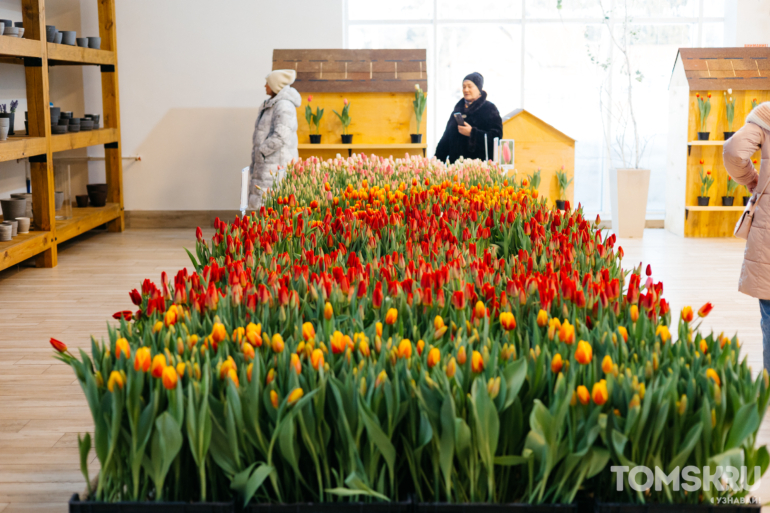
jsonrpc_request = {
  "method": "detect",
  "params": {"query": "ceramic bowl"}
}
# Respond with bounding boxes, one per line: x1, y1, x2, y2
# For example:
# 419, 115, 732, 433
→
3, 26, 20, 37
52, 125, 67, 134
67, 124, 80, 133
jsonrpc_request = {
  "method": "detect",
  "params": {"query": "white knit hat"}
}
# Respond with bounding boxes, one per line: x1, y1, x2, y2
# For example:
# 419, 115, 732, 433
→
265, 69, 296, 94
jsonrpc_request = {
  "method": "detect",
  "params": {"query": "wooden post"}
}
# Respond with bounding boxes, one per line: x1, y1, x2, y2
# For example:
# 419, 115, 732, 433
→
22, 0, 56, 267
98, 0, 124, 232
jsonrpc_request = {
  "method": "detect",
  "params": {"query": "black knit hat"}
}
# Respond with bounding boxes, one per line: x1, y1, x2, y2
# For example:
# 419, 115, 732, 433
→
463, 72, 484, 91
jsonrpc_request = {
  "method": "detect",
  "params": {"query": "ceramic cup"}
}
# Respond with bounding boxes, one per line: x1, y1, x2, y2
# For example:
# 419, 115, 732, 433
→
15, 217, 30, 234
45, 25, 56, 42
17, 28, 24, 38
88, 37, 101, 49
2, 220, 18, 237
0, 224, 11, 242
76, 37, 88, 47
0, 125, 8, 142
54, 32, 62, 44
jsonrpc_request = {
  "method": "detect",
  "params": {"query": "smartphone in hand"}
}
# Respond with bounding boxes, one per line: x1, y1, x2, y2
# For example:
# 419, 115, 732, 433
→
453, 112, 465, 126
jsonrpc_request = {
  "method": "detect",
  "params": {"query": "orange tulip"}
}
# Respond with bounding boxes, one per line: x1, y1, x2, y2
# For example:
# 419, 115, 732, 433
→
266, 368, 275, 386
537, 310, 548, 327
116, 338, 131, 360
592, 380, 608, 405
107, 370, 125, 392
270, 389, 279, 408
706, 368, 721, 386
656, 325, 671, 343
559, 321, 575, 345
700, 339, 709, 354
416, 339, 425, 356
575, 340, 593, 365
162, 366, 178, 390
287, 387, 304, 405
164, 307, 177, 327
227, 368, 239, 387
681, 306, 693, 323
271, 333, 284, 353
446, 357, 457, 378
427, 347, 441, 368
385, 308, 398, 325
457, 346, 467, 364
134, 347, 151, 372
499, 311, 516, 331
247, 362, 254, 383
630, 305, 639, 322
311, 348, 324, 370
398, 339, 412, 359
698, 302, 714, 318
376, 322, 383, 338
49, 338, 68, 353
577, 385, 590, 405
324, 302, 334, 320
617, 326, 628, 343
150, 354, 167, 378
471, 350, 484, 373
331, 331, 346, 354
474, 301, 487, 319
601, 355, 613, 374
551, 353, 563, 374
242, 342, 255, 362
290, 353, 301, 375
302, 322, 315, 341
211, 322, 227, 343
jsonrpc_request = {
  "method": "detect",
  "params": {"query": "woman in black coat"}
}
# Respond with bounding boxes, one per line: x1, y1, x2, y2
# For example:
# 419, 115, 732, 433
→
434, 72, 503, 163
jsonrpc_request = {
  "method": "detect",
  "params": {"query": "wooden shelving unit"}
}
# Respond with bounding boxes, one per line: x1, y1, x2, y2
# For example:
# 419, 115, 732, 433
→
666, 47, 768, 238
0, 0, 124, 271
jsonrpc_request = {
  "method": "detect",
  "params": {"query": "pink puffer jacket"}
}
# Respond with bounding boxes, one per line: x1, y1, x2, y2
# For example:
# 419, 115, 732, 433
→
723, 102, 770, 299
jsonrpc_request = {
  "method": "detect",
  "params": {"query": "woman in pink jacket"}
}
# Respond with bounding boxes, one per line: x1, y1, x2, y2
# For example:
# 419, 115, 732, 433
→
723, 102, 770, 372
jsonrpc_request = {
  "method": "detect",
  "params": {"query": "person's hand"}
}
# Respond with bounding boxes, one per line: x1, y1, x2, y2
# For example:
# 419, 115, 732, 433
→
749, 176, 759, 194
458, 123, 472, 137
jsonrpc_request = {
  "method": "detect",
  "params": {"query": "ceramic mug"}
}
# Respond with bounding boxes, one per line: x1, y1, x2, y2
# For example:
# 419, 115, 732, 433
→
0, 224, 11, 242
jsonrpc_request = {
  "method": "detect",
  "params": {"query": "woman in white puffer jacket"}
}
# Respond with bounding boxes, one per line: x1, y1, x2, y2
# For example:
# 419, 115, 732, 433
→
248, 69, 302, 209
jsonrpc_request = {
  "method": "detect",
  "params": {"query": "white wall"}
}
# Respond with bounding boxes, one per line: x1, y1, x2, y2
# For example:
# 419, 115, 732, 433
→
89, 0, 344, 211
724, 0, 770, 46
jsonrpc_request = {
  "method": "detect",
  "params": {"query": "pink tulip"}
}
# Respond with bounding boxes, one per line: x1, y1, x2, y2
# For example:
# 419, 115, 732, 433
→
344, 98, 349, 106
502, 142, 511, 163
308, 95, 313, 102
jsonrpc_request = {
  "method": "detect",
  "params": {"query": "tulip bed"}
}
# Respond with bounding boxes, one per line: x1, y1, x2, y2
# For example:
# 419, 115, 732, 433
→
55, 154, 769, 509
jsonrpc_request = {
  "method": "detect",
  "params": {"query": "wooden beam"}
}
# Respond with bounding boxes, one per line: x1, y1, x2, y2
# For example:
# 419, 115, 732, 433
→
56, 204, 121, 243
49, 128, 118, 153
46, 43, 115, 66
22, 0, 56, 268
98, 0, 124, 232
0, 231, 53, 271
0, 137, 47, 162
0, 36, 43, 59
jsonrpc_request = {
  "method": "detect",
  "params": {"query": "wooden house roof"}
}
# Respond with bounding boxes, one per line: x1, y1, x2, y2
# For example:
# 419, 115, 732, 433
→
502, 108, 575, 142
672, 47, 770, 90
272, 49, 428, 93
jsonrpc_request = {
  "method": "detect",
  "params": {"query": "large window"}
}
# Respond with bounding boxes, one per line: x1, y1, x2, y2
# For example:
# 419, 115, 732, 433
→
346, 0, 724, 215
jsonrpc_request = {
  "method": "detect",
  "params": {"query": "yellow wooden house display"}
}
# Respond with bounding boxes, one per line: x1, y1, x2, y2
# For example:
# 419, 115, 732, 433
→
665, 47, 768, 238
502, 109, 575, 208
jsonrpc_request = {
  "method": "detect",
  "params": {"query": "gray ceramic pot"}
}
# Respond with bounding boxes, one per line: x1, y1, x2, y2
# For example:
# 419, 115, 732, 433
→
0, 198, 26, 221
10, 193, 33, 218
16, 217, 30, 234
0, 224, 11, 242
60, 31, 76, 45
45, 25, 56, 42
76, 38, 88, 48
88, 37, 101, 49
54, 32, 62, 44
2, 220, 18, 237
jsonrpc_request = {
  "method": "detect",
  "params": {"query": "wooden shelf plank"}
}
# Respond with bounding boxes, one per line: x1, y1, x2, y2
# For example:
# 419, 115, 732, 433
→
0, 230, 53, 271
0, 136, 48, 162
0, 36, 43, 59
56, 203, 121, 243
688, 140, 726, 146
685, 205, 745, 211
46, 43, 115, 65
50, 128, 118, 153
298, 143, 427, 150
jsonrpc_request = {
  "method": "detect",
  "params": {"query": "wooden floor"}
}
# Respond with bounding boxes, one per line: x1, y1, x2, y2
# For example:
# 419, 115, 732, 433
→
0, 228, 768, 511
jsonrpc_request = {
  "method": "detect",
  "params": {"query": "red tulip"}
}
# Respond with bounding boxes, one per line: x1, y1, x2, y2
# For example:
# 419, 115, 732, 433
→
698, 302, 713, 318
645, 264, 652, 277
129, 289, 142, 306
196, 226, 203, 241
113, 310, 133, 321
50, 338, 68, 353
452, 290, 465, 309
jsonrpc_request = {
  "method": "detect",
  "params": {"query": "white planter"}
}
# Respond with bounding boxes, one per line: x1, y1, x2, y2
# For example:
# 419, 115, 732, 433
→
610, 168, 650, 238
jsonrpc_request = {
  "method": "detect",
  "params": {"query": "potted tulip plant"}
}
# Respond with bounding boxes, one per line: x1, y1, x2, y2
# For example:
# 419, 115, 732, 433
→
411, 84, 426, 144
697, 93, 711, 140
305, 95, 324, 144
724, 175, 737, 206
752, 98, 759, 110
555, 166, 572, 210
333, 98, 352, 144
698, 163, 714, 206
724, 90, 735, 140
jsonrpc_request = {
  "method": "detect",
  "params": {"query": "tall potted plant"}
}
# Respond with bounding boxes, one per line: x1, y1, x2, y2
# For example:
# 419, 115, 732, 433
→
411, 84, 426, 143
555, 166, 572, 210
304, 95, 324, 144
724, 89, 735, 140
696, 93, 711, 140
333, 98, 352, 144
724, 176, 737, 206
698, 164, 714, 206
590, 0, 651, 238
